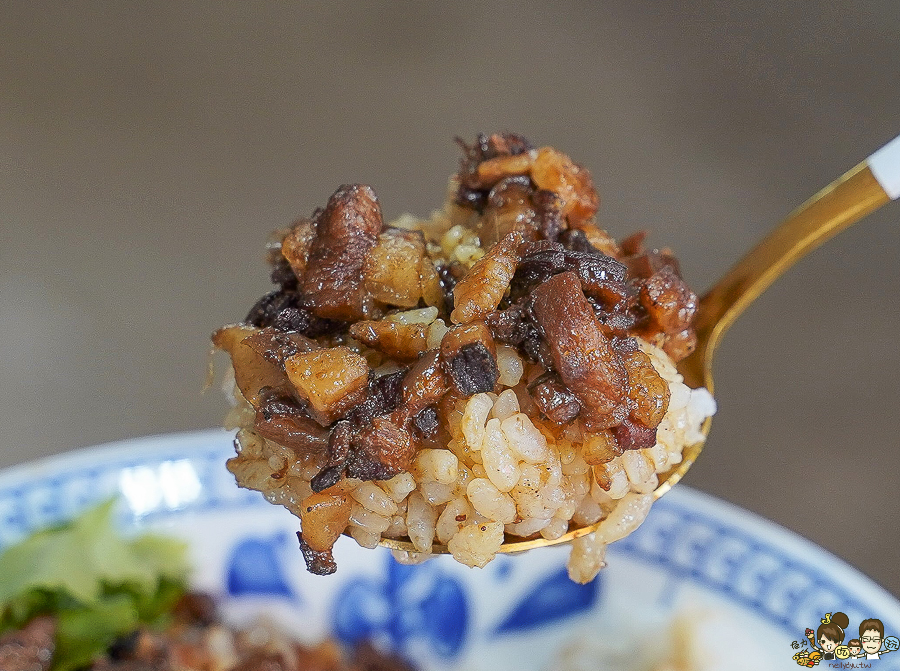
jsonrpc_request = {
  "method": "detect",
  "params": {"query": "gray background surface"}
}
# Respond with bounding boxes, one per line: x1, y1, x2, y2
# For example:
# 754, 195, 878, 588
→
2, 3, 899, 596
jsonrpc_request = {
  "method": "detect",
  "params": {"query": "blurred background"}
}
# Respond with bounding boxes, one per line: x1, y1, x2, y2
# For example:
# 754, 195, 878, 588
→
2, 2, 898, 595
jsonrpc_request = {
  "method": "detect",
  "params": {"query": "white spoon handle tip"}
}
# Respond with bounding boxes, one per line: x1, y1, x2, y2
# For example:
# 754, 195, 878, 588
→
868, 134, 900, 200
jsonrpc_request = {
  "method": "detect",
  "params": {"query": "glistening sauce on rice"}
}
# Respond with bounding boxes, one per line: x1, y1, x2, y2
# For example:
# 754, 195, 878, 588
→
213, 133, 715, 582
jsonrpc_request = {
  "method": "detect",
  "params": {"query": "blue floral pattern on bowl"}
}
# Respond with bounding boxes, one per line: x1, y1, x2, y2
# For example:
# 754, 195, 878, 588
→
2, 430, 899, 670
335, 556, 468, 659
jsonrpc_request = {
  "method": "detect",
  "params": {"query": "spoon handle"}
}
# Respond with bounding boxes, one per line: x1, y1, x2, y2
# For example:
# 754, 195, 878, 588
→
684, 134, 900, 391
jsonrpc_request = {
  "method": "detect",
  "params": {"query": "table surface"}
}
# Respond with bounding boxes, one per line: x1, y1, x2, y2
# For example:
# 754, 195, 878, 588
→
2, 1, 898, 598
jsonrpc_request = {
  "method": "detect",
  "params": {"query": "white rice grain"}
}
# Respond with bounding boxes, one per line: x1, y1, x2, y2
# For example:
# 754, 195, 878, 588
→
446, 521, 505, 568
383, 514, 408, 539
480, 418, 521, 492
349, 525, 381, 549
501, 413, 549, 463
425, 319, 450, 350
349, 503, 391, 534
413, 448, 459, 485
561, 453, 590, 476
419, 480, 454, 506
540, 516, 570, 541
572, 495, 604, 527
594, 492, 653, 545
621, 450, 657, 494
390, 549, 434, 565
567, 533, 608, 584
379, 472, 416, 503
557, 438, 577, 465
351, 481, 398, 516
406, 492, 437, 553
461, 393, 493, 449
386, 306, 438, 325
506, 517, 552, 537
466, 478, 517, 524
436, 497, 474, 544
495, 346, 524, 387
490, 388, 520, 421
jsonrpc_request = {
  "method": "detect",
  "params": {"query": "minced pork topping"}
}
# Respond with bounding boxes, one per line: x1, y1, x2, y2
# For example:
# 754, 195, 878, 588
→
214, 133, 711, 580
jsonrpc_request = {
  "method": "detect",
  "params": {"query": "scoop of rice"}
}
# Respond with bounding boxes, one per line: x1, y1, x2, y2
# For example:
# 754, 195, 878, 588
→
225, 333, 714, 580
218, 135, 715, 580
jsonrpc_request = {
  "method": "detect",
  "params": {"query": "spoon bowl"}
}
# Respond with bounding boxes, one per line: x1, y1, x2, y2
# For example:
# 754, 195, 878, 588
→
380, 134, 900, 555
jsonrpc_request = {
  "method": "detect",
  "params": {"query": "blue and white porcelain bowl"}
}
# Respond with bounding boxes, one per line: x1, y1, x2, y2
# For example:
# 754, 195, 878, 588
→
2, 429, 899, 670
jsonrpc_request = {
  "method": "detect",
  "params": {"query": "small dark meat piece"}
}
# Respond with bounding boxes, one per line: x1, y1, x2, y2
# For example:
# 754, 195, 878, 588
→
272, 306, 345, 338
245, 291, 344, 338
298, 532, 337, 575
568, 253, 629, 307
454, 133, 536, 210
528, 372, 582, 425
509, 244, 628, 308
310, 465, 344, 494
439, 322, 499, 396
269, 256, 299, 290
412, 406, 439, 440
456, 133, 534, 181
436, 264, 460, 316
344, 448, 400, 482
456, 185, 487, 211
348, 416, 417, 479
326, 419, 354, 466
638, 265, 698, 334
301, 184, 384, 321
445, 343, 498, 396
589, 299, 637, 337
531, 271, 628, 430
612, 417, 658, 450
483, 300, 553, 369
253, 393, 331, 456
242, 327, 318, 367
370, 369, 408, 414
558, 228, 598, 254
345, 369, 408, 428
521, 330, 555, 370
310, 370, 409, 492
483, 300, 532, 347
0, 616, 55, 671
395, 351, 450, 421
245, 289, 301, 329
532, 189, 564, 241
474, 175, 541, 246
310, 421, 353, 492
508, 243, 567, 301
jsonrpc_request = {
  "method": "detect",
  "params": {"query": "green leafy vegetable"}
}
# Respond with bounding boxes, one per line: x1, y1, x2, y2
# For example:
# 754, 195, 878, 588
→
0, 498, 189, 670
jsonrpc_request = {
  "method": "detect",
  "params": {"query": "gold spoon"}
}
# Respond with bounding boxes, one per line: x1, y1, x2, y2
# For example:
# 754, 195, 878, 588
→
381, 134, 900, 555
